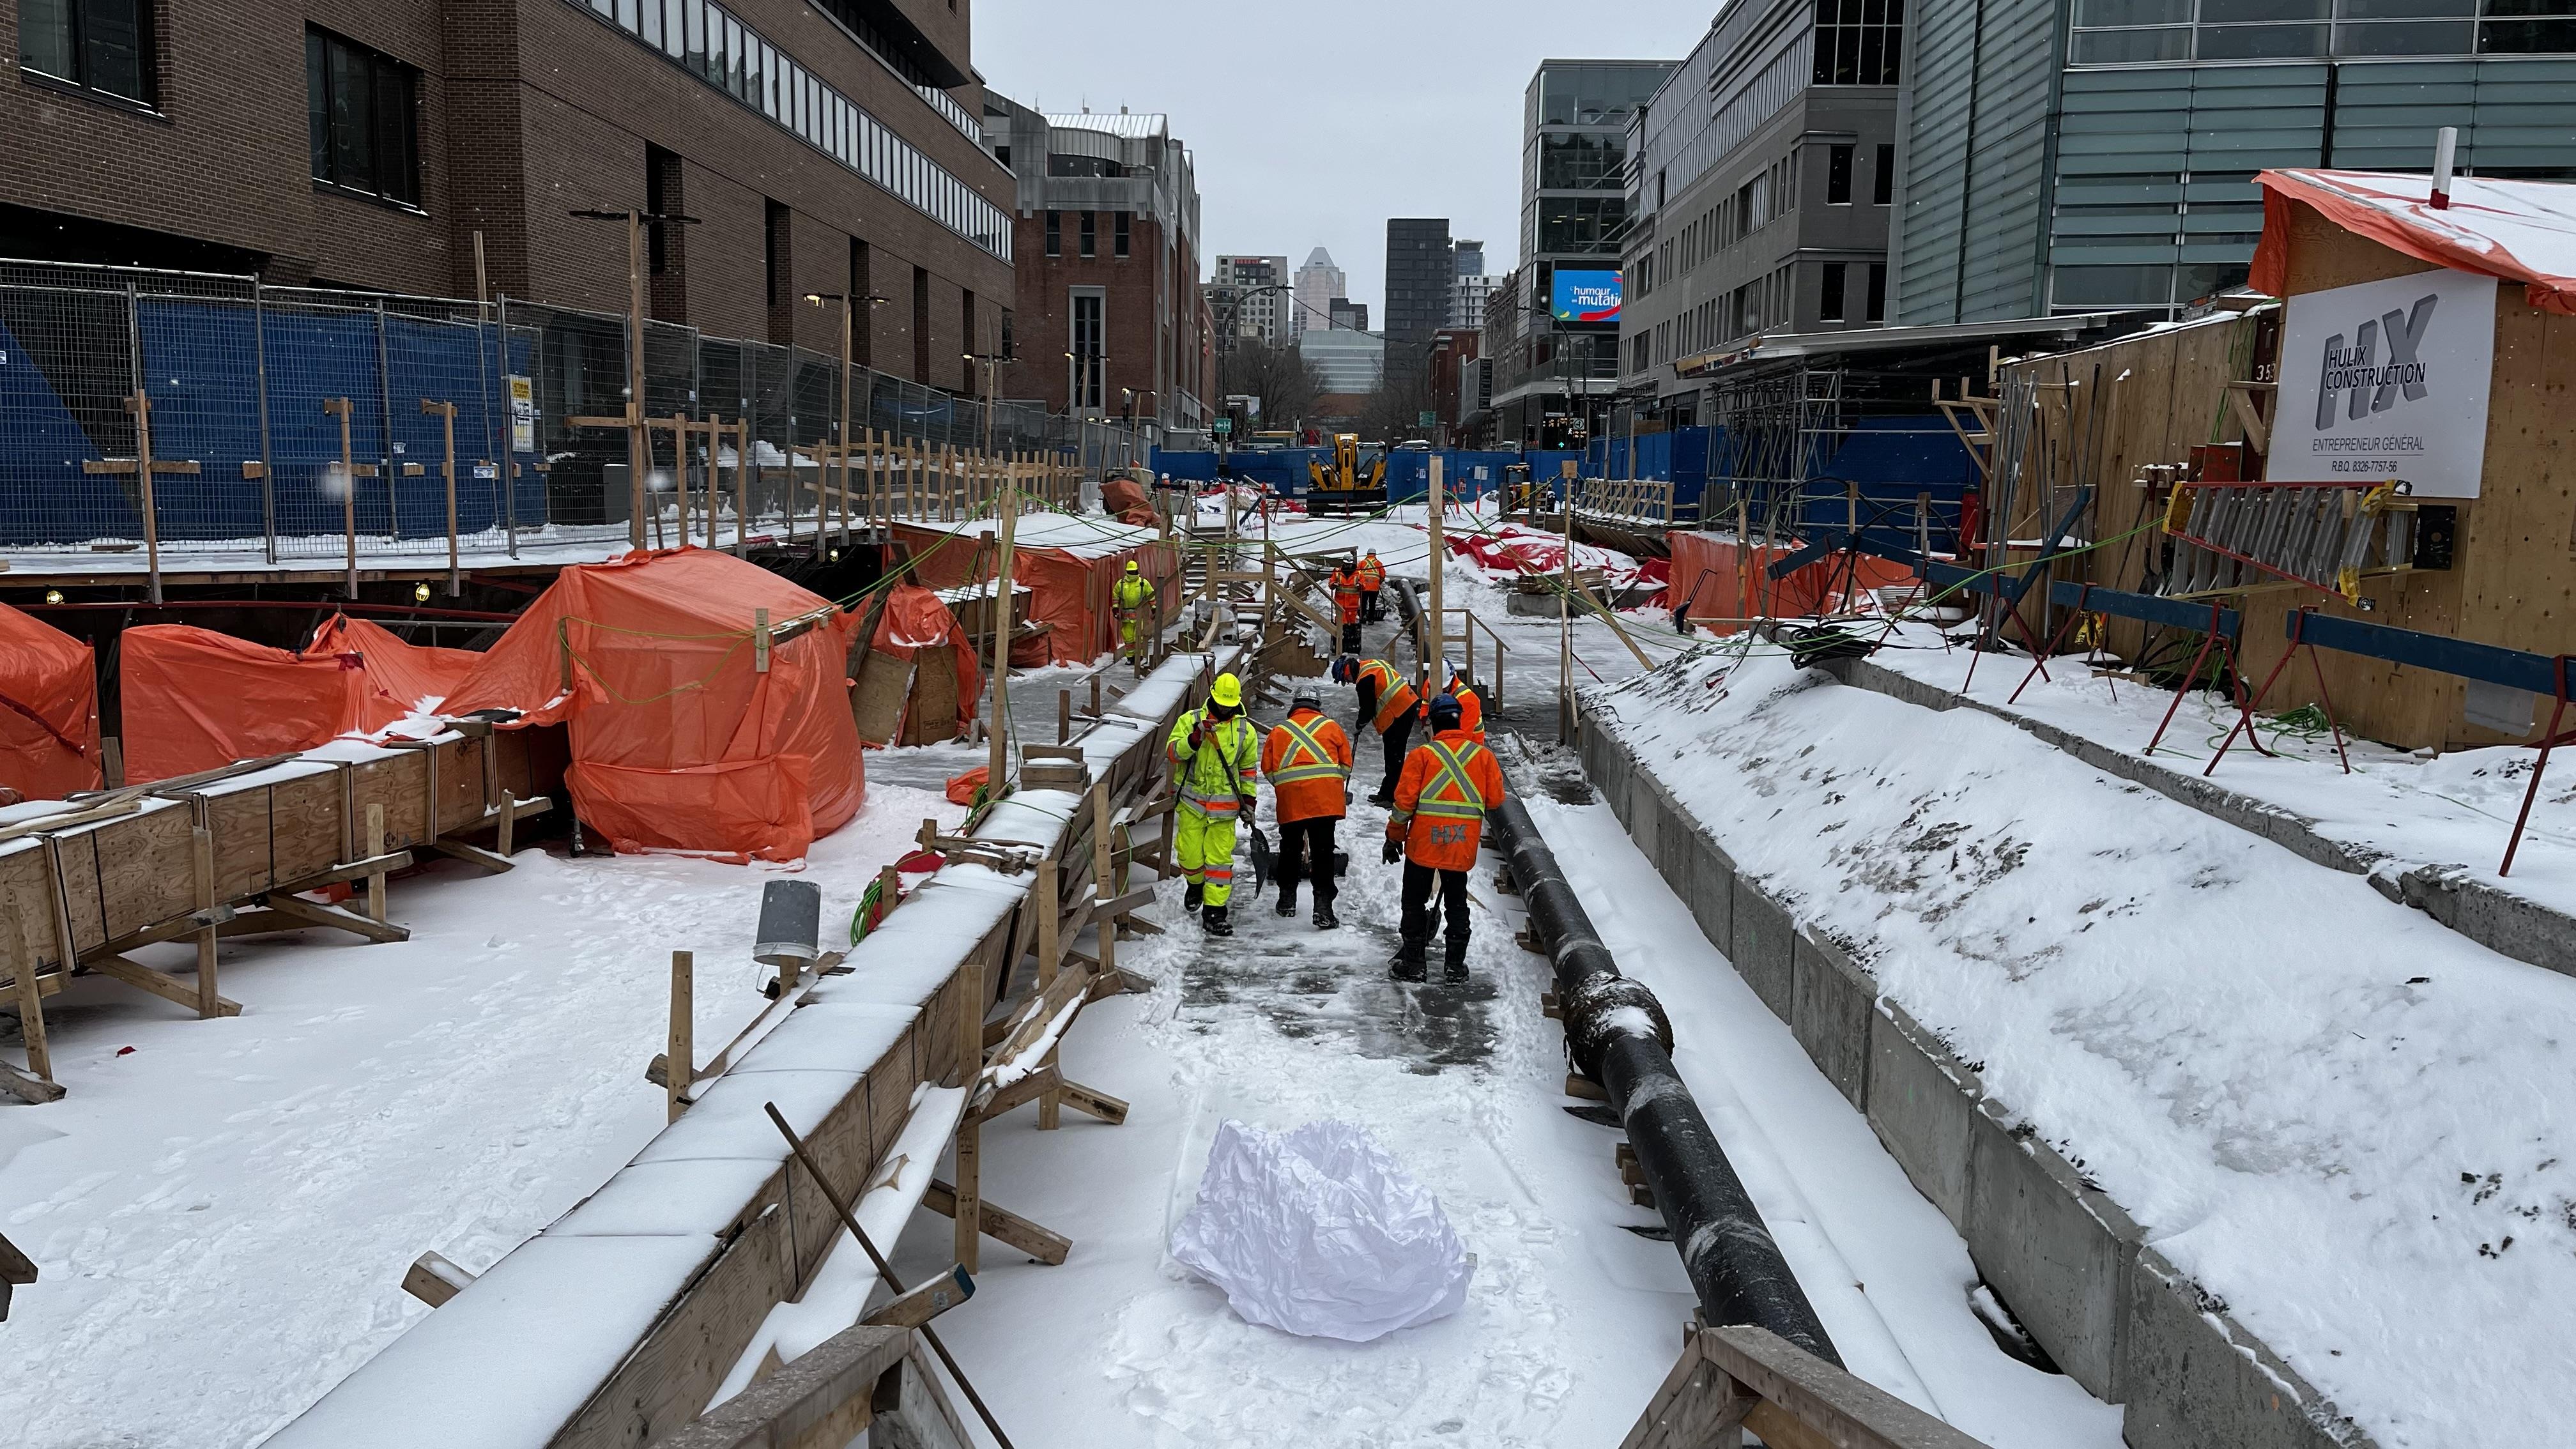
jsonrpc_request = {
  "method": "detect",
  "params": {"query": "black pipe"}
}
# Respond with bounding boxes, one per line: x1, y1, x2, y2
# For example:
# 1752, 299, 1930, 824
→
1492, 795, 1843, 1367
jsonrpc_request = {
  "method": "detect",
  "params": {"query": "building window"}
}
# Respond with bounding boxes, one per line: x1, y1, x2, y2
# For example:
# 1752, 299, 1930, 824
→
1045, 210, 1061, 257
1114, 211, 1131, 259
850, 238, 873, 367
1873, 143, 1895, 205
1827, 145, 1855, 205
1079, 211, 1097, 258
307, 28, 421, 206
1813, 0, 1905, 85
1070, 291, 1105, 410
765, 198, 790, 309
1820, 263, 1848, 323
1865, 262, 1887, 323
20, 0, 155, 105
913, 265, 931, 381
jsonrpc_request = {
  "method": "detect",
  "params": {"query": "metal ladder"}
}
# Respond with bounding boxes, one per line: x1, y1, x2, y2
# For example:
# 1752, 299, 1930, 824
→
2161, 479, 2420, 605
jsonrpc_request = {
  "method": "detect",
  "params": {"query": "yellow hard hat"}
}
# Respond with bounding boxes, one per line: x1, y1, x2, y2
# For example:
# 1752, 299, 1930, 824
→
1126, 558, 1139, 572
1210, 672, 1243, 708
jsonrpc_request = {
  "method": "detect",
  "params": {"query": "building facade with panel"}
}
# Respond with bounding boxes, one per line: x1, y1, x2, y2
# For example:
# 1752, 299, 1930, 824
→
1383, 217, 1453, 345
1207, 254, 1293, 346
3, 0, 1017, 383
988, 102, 1209, 429
1618, 0, 1905, 424
1490, 57, 1675, 446
1892, 0, 2576, 323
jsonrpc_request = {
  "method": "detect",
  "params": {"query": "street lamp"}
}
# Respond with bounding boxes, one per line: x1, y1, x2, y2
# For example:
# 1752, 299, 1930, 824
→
806, 291, 891, 549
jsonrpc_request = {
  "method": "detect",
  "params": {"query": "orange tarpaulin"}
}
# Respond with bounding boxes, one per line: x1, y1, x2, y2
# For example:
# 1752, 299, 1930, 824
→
441, 548, 862, 862
870, 583, 979, 744
120, 615, 479, 784
0, 602, 101, 800
887, 522, 1176, 664
2251, 169, 2576, 316
1666, 532, 1919, 633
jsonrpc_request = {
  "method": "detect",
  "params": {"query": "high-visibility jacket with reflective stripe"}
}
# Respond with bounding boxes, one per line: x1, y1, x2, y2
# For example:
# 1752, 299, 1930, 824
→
1386, 731, 1506, 871
1357, 556, 1384, 589
1331, 569, 1363, 624
1358, 658, 1416, 734
1166, 708, 1258, 814
1112, 576, 1154, 611
1260, 708, 1353, 823
1420, 678, 1485, 743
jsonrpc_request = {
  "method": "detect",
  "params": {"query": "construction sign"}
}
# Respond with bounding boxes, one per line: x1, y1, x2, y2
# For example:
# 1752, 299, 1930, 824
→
2271, 269, 2495, 499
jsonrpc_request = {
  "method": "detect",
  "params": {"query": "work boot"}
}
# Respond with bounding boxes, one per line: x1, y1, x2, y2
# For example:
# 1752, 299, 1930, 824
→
1184, 880, 1204, 913
1275, 883, 1298, 917
1443, 937, 1471, 984
1203, 904, 1233, 938
1388, 939, 1427, 982
1312, 896, 1339, 930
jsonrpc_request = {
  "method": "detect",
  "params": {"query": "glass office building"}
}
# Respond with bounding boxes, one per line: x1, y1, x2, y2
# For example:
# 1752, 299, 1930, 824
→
1893, 0, 2576, 322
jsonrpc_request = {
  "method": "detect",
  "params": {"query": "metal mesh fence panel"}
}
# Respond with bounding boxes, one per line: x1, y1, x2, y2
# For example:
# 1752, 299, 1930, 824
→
0, 259, 1149, 563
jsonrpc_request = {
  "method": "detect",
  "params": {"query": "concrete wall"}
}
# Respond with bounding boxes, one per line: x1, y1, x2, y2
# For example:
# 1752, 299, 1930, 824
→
1578, 716, 2377, 1449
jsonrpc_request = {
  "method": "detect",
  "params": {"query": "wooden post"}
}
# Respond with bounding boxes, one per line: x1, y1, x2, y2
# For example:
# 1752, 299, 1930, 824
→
954, 956, 984, 1273
1089, 671, 1102, 719
625, 209, 649, 551
755, 607, 772, 673
365, 802, 387, 923
132, 390, 163, 604
1093, 778, 1117, 980
191, 824, 219, 1018
1058, 689, 1071, 744
422, 399, 461, 594
667, 949, 693, 1124
735, 416, 752, 554
987, 463, 1017, 790
837, 300, 855, 550
326, 397, 359, 598
1425, 454, 1445, 691
1035, 856, 1061, 1131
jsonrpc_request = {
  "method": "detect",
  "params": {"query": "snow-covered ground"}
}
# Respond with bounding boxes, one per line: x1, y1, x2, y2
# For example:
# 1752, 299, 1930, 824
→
1587, 638, 2576, 1447
1869, 624, 2576, 922
0, 783, 963, 1448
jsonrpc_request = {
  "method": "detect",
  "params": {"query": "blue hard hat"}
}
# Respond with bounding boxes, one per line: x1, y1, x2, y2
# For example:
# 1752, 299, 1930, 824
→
1429, 693, 1463, 726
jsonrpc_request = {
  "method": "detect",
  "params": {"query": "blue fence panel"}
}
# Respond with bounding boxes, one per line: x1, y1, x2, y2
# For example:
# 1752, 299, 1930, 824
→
133, 298, 267, 542
1801, 415, 1978, 552
0, 314, 135, 546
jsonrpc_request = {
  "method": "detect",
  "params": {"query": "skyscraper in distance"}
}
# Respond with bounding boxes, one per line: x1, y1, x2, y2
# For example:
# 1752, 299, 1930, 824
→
1294, 247, 1345, 335
1384, 218, 1453, 345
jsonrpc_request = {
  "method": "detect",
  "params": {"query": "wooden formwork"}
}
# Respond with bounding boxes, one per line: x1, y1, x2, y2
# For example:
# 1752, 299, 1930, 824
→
1, 726, 564, 1102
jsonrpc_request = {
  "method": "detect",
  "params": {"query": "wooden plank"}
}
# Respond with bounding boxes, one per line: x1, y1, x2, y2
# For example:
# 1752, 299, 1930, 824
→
268, 770, 345, 884
921, 1179, 1073, 1265
641, 1322, 912, 1449
88, 954, 242, 1018
196, 786, 277, 900
857, 1264, 973, 1330
0, 1059, 66, 1105
256, 890, 410, 944
1710, 1325, 1992, 1449
0, 847, 55, 976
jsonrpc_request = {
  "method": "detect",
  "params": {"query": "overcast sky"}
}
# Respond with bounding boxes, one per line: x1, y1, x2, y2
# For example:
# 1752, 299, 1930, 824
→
970, 0, 1703, 319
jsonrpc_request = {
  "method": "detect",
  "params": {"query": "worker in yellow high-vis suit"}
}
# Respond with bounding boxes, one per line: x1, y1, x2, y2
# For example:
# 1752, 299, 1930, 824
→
1165, 670, 1260, 937
1112, 558, 1156, 668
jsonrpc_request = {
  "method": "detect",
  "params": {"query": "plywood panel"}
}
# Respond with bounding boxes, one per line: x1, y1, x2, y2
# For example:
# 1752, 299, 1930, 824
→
55, 831, 107, 956
270, 771, 346, 882
437, 737, 489, 834
862, 1024, 920, 1190
200, 790, 276, 900
0, 848, 57, 977
349, 753, 433, 851
550, 1207, 795, 1449
99, 807, 197, 940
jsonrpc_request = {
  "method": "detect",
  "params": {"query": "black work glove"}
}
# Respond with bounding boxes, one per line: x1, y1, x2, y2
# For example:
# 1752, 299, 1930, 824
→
1238, 793, 1257, 816
1381, 838, 1402, 865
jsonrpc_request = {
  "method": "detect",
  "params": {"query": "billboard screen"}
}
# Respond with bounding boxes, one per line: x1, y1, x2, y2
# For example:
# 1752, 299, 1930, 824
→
1551, 269, 1623, 323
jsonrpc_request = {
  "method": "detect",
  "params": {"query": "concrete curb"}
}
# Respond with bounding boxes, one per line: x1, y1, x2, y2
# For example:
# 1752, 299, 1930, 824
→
1578, 718, 2378, 1449
1821, 655, 2576, 981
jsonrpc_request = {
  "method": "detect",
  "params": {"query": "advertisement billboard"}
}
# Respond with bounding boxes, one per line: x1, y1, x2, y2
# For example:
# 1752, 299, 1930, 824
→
1550, 269, 1623, 324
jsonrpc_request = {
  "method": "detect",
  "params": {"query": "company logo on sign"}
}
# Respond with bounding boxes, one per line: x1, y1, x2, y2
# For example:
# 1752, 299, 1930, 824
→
2271, 270, 2494, 500
2313, 294, 2437, 430
1551, 270, 1623, 324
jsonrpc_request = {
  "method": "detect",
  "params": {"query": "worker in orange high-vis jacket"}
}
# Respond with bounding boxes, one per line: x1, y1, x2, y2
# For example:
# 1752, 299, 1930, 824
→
1330, 560, 1364, 656
1260, 687, 1353, 929
1416, 663, 1484, 744
1383, 693, 1507, 983
1356, 548, 1386, 622
1165, 671, 1260, 937
1335, 654, 1417, 805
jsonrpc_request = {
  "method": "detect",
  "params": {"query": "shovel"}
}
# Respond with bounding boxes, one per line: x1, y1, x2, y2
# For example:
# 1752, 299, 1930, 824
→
1248, 824, 1273, 899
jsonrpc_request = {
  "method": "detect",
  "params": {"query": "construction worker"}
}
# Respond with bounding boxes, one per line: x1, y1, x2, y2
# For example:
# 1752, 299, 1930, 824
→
1383, 694, 1508, 983
1356, 548, 1386, 622
1329, 558, 1364, 656
1260, 687, 1353, 929
1418, 663, 1485, 744
1334, 654, 1417, 806
1111, 558, 1156, 668
1165, 671, 1259, 937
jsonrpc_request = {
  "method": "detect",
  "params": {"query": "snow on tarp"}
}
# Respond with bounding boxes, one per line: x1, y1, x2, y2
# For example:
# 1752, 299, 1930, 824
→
119, 615, 479, 783
2251, 168, 2576, 314
868, 583, 980, 740
440, 548, 863, 862
889, 515, 1177, 664
0, 599, 100, 799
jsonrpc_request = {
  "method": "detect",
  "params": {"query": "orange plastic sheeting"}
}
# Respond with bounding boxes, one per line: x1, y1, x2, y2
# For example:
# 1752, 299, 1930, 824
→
888, 523, 1176, 664
1101, 477, 1156, 525
2252, 169, 2576, 316
1666, 532, 1919, 634
0, 602, 101, 800
871, 583, 980, 739
121, 615, 478, 784
441, 548, 862, 862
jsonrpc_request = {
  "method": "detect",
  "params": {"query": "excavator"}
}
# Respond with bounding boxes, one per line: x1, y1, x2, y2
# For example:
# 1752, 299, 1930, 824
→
1305, 433, 1386, 515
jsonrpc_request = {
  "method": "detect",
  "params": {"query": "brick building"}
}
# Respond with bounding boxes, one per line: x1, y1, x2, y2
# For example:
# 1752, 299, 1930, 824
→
985, 98, 1207, 431
1, 0, 1016, 386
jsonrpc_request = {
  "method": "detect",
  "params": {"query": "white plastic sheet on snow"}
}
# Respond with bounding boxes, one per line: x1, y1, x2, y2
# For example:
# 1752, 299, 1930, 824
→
1170, 1119, 1473, 1342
